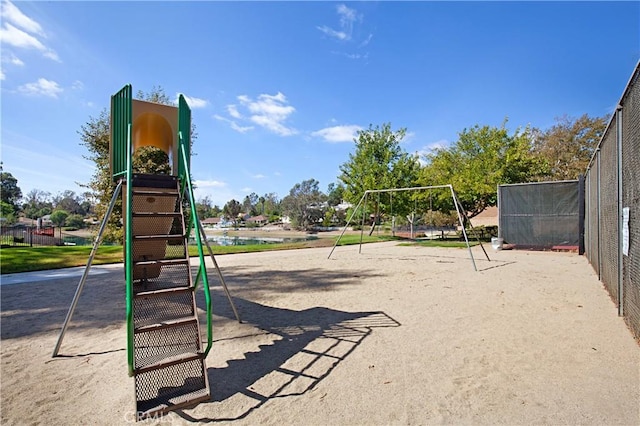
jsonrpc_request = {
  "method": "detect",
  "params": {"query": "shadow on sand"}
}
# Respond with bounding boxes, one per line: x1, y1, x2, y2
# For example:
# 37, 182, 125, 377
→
179, 295, 400, 423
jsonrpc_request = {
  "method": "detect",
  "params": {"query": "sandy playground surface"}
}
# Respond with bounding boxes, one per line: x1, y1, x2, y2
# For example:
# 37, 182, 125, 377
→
1, 242, 639, 425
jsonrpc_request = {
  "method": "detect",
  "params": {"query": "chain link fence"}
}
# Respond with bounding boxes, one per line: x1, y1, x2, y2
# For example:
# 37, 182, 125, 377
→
585, 61, 640, 340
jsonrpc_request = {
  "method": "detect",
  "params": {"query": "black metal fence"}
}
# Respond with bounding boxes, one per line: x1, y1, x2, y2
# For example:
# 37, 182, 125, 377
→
1, 225, 63, 247
0, 225, 95, 247
584, 61, 640, 340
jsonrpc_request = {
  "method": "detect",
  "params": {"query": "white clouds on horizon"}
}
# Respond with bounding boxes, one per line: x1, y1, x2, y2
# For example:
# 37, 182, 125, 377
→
194, 179, 227, 188
0, 1, 60, 62
311, 124, 361, 143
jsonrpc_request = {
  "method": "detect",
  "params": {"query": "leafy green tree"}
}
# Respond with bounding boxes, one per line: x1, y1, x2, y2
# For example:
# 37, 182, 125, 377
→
66, 214, 86, 229
339, 123, 420, 223
0, 167, 22, 212
53, 190, 85, 215
326, 182, 345, 207
50, 210, 69, 227
261, 192, 280, 220
281, 179, 326, 230
22, 189, 53, 219
132, 146, 171, 174
419, 120, 547, 218
80, 86, 195, 243
532, 114, 607, 180
223, 199, 243, 226
196, 196, 215, 219
1, 201, 18, 224
242, 192, 259, 216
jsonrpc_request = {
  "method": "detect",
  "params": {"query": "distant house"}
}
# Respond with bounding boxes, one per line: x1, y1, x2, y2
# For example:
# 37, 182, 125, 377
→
202, 217, 220, 227
246, 215, 268, 226
202, 217, 232, 228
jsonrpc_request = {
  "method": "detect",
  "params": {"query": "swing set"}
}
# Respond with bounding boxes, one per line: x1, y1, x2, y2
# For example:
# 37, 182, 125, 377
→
328, 184, 490, 271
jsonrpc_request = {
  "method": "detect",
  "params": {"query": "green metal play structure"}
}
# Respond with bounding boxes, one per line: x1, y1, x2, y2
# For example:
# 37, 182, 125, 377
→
52, 85, 240, 419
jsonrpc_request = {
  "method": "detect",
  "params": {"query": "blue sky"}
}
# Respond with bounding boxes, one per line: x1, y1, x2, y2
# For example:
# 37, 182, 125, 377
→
1, 1, 639, 208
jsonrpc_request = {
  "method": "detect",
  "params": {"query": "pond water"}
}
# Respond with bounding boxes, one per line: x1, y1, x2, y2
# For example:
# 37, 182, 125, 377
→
204, 235, 318, 246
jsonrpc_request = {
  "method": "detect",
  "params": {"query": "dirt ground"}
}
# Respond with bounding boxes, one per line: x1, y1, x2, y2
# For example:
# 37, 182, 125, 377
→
1, 242, 638, 425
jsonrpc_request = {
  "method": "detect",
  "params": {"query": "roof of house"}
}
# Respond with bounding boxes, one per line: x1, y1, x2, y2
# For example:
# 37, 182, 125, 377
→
202, 217, 221, 224
246, 215, 268, 222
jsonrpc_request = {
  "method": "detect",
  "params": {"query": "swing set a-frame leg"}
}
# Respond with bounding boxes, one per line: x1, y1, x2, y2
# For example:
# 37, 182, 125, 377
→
196, 219, 241, 323
52, 180, 124, 357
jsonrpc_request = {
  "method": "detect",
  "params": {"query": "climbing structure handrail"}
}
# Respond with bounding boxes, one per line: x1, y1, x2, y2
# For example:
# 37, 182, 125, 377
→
179, 132, 213, 356
125, 123, 135, 376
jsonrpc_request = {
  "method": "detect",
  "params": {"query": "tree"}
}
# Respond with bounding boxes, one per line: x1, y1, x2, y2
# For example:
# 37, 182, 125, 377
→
66, 214, 86, 229
338, 123, 420, 229
0, 167, 22, 212
196, 196, 215, 219
132, 146, 171, 174
1, 201, 18, 224
419, 120, 548, 218
261, 192, 280, 220
223, 199, 243, 226
50, 210, 69, 227
53, 190, 85, 215
242, 192, 259, 216
22, 189, 53, 219
532, 114, 607, 180
80, 86, 195, 243
280, 179, 326, 230
326, 182, 345, 207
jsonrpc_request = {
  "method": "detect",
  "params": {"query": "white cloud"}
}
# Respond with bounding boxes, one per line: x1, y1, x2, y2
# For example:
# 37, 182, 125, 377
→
402, 131, 416, 143
227, 104, 241, 119
0, 1, 60, 62
416, 139, 450, 165
216, 92, 297, 136
0, 22, 45, 49
230, 122, 253, 133
194, 179, 226, 188
178, 94, 208, 109
18, 78, 62, 97
0, 69, 4, 80
237, 92, 297, 136
7, 52, 23, 66
252, 174, 266, 179
317, 4, 360, 41
317, 25, 348, 41
71, 80, 84, 90
359, 33, 373, 47
1, 0, 44, 36
214, 114, 254, 133
311, 124, 361, 143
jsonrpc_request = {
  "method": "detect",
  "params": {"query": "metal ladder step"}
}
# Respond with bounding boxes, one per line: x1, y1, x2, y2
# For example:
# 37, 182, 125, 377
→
133, 234, 184, 241
132, 189, 179, 197
128, 177, 210, 419
133, 212, 182, 218
135, 316, 197, 334
135, 356, 209, 419
133, 259, 189, 268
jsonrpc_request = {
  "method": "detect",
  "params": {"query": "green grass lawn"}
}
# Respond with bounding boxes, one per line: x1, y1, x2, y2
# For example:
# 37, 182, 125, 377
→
0, 234, 400, 274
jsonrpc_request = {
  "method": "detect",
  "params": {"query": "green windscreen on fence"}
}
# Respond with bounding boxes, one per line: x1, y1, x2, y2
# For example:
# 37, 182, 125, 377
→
498, 180, 580, 249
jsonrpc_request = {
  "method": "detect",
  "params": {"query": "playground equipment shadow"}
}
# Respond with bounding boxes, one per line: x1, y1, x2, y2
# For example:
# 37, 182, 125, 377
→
181, 295, 400, 422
